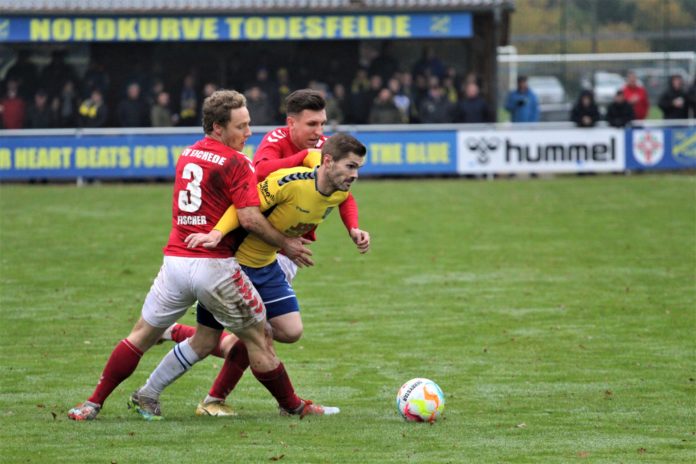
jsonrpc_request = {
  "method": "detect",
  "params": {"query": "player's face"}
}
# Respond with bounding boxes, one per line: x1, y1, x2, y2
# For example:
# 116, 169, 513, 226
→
287, 109, 327, 149
326, 152, 364, 192
219, 107, 252, 151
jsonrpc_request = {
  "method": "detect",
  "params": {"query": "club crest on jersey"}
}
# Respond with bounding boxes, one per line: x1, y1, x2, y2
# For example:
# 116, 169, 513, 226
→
267, 129, 287, 143
277, 171, 315, 186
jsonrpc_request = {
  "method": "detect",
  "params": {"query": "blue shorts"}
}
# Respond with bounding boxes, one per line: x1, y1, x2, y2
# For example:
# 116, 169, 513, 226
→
241, 260, 299, 319
197, 260, 299, 329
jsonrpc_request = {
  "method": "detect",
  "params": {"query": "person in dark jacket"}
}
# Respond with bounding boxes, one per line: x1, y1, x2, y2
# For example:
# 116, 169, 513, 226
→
418, 84, 454, 123
455, 82, 493, 123
25, 89, 56, 128
658, 75, 689, 119
368, 88, 405, 124
689, 76, 696, 118
117, 82, 149, 127
605, 90, 634, 128
571, 90, 600, 127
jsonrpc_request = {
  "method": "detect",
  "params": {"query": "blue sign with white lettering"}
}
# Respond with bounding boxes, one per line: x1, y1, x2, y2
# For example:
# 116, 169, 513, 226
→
0, 129, 459, 180
0, 13, 473, 43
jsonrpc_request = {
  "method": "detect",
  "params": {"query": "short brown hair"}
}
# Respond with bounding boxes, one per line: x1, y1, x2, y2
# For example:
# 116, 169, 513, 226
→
202, 90, 246, 134
286, 89, 325, 115
322, 133, 367, 162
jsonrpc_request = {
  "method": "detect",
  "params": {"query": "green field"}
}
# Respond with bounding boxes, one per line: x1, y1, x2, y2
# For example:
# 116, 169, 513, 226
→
1, 175, 694, 463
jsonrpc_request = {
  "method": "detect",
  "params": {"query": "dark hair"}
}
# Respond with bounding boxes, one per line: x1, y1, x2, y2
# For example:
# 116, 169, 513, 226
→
202, 89, 246, 134
322, 133, 367, 162
285, 89, 325, 115
517, 75, 528, 85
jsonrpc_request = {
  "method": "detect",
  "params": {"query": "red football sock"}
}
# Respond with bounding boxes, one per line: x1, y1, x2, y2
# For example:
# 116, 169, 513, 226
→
87, 339, 143, 406
251, 362, 302, 412
170, 323, 195, 342
208, 340, 250, 399
171, 324, 230, 358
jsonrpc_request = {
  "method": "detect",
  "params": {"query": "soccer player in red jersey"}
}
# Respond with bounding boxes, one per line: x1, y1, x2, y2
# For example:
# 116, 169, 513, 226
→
68, 90, 329, 421
253, 89, 370, 253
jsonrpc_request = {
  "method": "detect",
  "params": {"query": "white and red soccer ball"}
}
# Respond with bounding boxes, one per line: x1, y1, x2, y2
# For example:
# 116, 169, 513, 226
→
396, 378, 445, 423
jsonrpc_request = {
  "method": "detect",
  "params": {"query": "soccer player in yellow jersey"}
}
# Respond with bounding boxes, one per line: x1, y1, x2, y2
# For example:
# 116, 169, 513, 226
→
132, 133, 367, 417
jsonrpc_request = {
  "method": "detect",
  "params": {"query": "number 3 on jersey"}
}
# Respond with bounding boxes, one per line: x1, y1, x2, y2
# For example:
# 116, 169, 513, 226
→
178, 163, 203, 212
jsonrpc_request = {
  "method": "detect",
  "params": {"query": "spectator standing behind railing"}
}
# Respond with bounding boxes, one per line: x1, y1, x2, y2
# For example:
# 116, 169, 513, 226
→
150, 91, 176, 127
0, 79, 26, 129
504, 76, 539, 123
659, 75, 689, 120
52, 80, 79, 128
178, 74, 198, 126
605, 90, 634, 128
26, 89, 56, 128
78, 88, 108, 128
418, 84, 454, 123
325, 84, 346, 125
454, 81, 493, 123
688, 76, 696, 118
368, 88, 405, 124
245, 86, 275, 125
387, 77, 411, 123
118, 82, 150, 127
622, 71, 649, 120
571, 90, 600, 128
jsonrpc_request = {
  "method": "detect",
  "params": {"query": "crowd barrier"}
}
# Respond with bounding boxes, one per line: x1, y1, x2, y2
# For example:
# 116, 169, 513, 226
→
0, 122, 694, 181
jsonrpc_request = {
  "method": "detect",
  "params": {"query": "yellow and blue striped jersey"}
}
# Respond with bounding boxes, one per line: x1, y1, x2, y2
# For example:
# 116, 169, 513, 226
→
236, 166, 348, 267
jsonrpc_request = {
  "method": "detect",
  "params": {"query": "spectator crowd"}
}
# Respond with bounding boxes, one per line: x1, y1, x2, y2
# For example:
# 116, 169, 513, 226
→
1, 48, 695, 130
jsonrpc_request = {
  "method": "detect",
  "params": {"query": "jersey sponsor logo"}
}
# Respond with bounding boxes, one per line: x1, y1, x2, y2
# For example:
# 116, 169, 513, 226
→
259, 180, 274, 202
277, 171, 315, 186
180, 148, 226, 166
266, 129, 288, 143
632, 129, 664, 167
286, 222, 316, 236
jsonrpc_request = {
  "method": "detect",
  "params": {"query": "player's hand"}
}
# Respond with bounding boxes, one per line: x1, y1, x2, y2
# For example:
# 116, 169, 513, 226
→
282, 237, 314, 268
349, 228, 370, 254
185, 230, 223, 249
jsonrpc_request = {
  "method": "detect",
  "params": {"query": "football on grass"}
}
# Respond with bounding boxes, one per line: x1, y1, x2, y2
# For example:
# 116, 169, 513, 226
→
396, 378, 445, 423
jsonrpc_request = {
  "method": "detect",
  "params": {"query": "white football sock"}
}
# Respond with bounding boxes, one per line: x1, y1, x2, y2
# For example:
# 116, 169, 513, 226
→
139, 339, 201, 399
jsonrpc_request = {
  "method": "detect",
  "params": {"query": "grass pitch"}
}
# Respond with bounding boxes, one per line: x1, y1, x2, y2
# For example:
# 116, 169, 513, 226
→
0, 174, 694, 463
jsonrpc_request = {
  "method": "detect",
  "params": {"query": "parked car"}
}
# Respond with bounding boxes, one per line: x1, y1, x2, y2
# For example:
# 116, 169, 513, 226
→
527, 75, 571, 121
581, 71, 625, 106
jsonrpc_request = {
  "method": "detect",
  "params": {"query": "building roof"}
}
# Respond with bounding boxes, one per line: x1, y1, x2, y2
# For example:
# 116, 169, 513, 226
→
1, 0, 514, 14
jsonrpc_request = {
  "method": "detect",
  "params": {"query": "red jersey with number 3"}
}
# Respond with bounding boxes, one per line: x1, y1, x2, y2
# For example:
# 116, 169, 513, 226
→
164, 137, 260, 258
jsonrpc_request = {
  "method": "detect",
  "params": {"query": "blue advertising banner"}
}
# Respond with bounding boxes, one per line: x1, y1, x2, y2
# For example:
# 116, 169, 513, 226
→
0, 13, 473, 42
353, 131, 458, 176
627, 127, 696, 170
0, 129, 458, 180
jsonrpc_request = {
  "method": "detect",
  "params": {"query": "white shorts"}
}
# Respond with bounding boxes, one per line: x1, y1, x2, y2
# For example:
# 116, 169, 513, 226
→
276, 253, 299, 284
141, 256, 265, 331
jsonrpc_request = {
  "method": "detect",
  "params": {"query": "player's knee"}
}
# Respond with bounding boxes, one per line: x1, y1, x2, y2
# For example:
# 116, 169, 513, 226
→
276, 325, 303, 343
128, 317, 164, 352
189, 329, 221, 357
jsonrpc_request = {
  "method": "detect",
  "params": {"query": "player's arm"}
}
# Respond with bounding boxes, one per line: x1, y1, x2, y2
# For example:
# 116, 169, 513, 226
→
239, 177, 315, 266
184, 205, 241, 249
339, 193, 370, 253
184, 179, 285, 250
254, 145, 321, 180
